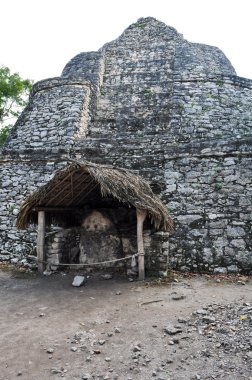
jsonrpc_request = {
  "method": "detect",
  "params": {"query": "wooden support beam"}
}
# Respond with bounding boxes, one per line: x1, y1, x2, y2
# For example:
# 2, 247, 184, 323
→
37, 211, 46, 273
136, 208, 147, 281
43, 171, 78, 204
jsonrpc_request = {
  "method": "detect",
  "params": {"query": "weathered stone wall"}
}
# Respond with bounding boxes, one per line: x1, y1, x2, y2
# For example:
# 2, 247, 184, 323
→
5, 78, 91, 153
0, 159, 63, 259
45, 227, 80, 269
166, 155, 252, 272
0, 17, 251, 273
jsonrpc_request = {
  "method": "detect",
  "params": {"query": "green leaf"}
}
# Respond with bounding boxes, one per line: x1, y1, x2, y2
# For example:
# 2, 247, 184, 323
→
0, 65, 33, 130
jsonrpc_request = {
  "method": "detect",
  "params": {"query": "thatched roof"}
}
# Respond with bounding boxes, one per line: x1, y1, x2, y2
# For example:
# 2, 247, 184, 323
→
16, 160, 173, 232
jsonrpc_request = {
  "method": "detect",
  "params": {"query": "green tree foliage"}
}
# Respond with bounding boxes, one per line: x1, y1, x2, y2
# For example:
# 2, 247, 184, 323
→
0, 65, 33, 146
0, 125, 11, 146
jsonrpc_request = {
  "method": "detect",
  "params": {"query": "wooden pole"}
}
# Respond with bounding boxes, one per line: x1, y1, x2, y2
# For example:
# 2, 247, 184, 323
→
136, 208, 147, 280
37, 211, 46, 273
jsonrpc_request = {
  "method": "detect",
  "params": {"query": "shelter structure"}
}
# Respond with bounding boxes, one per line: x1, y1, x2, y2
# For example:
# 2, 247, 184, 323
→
16, 161, 173, 278
0, 17, 251, 274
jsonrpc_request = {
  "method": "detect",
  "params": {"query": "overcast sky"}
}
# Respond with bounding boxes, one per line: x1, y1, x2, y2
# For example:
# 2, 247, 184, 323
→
1, 0, 252, 82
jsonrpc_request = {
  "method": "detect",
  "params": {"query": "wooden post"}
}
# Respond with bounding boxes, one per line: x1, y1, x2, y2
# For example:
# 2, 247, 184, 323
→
136, 208, 147, 280
37, 211, 46, 273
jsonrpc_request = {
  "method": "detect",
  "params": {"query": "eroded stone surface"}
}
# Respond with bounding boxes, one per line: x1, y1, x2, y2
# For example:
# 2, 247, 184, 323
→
0, 17, 251, 273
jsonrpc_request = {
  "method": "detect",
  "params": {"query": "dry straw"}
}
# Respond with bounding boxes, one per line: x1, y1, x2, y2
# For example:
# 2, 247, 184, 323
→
16, 160, 173, 232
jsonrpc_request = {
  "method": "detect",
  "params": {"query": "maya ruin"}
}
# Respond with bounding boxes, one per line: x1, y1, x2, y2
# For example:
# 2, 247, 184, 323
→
0, 17, 251, 276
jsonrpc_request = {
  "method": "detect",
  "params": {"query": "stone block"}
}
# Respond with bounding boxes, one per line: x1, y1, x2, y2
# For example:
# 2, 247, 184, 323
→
48, 254, 59, 264
236, 251, 252, 267
224, 246, 235, 256
230, 239, 246, 249
209, 229, 224, 236
209, 220, 228, 229
213, 236, 228, 248
165, 184, 176, 193
177, 215, 202, 225
227, 227, 246, 238
227, 265, 239, 273
72, 276, 86, 287
203, 248, 213, 263
213, 267, 227, 274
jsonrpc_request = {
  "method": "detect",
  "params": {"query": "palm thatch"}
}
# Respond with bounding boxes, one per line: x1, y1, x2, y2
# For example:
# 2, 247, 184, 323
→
16, 160, 173, 232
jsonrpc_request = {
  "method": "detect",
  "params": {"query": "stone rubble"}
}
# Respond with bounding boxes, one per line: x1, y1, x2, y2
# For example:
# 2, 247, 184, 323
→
72, 275, 86, 287
50, 300, 252, 379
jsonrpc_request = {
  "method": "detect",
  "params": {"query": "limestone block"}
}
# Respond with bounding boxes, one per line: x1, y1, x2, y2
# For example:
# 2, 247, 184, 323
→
236, 251, 252, 267
48, 254, 59, 264
213, 267, 227, 274
72, 276, 86, 287
165, 184, 176, 193
230, 239, 246, 249
227, 265, 239, 273
227, 227, 246, 238
177, 215, 202, 225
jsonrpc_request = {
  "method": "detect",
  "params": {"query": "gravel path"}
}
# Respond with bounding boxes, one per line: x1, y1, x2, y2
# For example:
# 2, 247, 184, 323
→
0, 266, 251, 380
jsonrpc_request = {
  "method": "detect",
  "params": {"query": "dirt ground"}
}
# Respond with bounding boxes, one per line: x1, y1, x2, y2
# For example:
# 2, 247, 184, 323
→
0, 266, 251, 380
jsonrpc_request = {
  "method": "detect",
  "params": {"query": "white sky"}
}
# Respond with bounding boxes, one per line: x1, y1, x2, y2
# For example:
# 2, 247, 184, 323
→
1, 0, 252, 83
